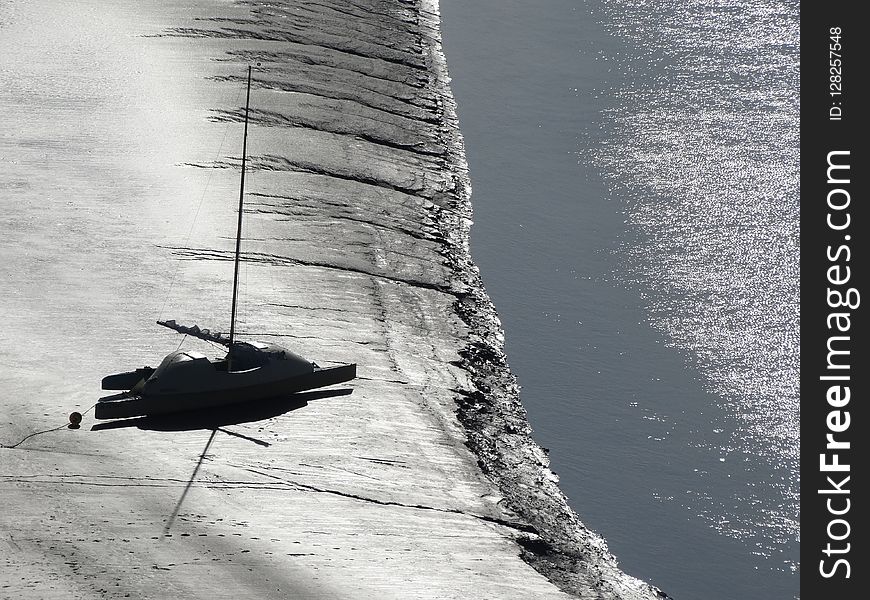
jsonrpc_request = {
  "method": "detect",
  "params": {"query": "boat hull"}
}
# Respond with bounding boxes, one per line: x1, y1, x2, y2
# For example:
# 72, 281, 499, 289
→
95, 364, 356, 420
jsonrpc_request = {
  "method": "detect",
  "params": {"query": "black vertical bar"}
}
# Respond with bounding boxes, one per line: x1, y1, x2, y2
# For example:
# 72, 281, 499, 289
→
801, 5, 866, 598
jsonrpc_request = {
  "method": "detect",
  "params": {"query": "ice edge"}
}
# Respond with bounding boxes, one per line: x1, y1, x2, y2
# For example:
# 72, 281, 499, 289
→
420, 1, 670, 598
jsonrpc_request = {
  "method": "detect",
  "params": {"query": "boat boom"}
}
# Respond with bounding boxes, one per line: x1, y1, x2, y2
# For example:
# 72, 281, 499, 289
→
157, 319, 231, 346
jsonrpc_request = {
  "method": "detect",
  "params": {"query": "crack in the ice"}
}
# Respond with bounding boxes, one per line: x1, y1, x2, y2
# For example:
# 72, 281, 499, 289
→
266, 302, 353, 314
161, 245, 455, 295
246, 201, 442, 244
236, 466, 537, 534
211, 107, 443, 156
213, 74, 437, 123
289, 5, 421, 53
162, 27, 425, 71
183, 155, 444, 200
223, 48, 427, 88
299, 0, 412, 33
248, 189, 465, 220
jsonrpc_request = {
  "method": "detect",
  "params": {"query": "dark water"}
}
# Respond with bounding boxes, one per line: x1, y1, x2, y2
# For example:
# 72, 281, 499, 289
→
439, 1, 799, 599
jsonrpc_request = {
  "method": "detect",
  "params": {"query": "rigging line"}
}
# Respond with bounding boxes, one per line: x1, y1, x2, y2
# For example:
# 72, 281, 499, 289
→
157, 79, 246, 323
203, 338, 228, 354
241, 236, 250, 335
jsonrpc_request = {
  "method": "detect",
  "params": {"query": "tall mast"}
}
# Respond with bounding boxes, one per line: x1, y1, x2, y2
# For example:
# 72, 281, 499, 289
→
228, 65, 252, 360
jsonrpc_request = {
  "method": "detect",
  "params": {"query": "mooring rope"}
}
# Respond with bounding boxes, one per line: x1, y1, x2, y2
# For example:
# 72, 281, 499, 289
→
1, 402, 98, 449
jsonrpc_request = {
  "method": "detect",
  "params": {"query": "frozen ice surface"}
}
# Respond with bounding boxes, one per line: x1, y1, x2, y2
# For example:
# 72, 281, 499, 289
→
0, 1, 665, 598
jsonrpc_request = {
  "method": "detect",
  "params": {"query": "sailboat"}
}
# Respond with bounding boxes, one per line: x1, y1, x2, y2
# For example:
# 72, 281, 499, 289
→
95, 67, 356, 420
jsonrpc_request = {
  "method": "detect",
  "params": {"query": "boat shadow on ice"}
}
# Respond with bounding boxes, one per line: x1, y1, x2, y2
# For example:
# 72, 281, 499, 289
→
91, 387, 352, 537
90, 387, 353, 442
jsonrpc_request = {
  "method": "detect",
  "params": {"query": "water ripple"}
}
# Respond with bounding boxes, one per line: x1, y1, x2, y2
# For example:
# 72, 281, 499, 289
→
590, 0, 798, 572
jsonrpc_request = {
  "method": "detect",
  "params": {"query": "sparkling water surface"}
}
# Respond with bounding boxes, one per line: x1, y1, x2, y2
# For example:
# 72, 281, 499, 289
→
440, 0, 799, 598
